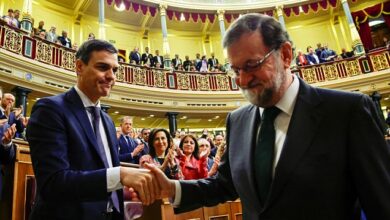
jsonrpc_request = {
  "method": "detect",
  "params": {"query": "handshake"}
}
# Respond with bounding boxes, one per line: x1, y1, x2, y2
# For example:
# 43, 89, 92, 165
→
119, 163, 176, 205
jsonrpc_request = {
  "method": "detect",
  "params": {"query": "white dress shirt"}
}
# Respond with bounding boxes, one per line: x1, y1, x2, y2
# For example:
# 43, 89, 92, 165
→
74, 86, 122, 192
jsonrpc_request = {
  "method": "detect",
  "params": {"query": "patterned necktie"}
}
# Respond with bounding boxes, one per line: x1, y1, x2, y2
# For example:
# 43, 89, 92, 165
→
254, 106, 281, 204
86, 106, 120, 213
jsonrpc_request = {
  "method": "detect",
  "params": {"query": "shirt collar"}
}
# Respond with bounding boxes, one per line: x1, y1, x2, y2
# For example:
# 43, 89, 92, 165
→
275, 74, 299, 116
74, 86, 101, 108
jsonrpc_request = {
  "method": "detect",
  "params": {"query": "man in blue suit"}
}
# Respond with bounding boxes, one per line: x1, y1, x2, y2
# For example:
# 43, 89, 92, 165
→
0, 93, 25, 138
118, 116, 145, 164
150, 14, 390, 220
27, 39, 159, 220
0, 88, 17, 200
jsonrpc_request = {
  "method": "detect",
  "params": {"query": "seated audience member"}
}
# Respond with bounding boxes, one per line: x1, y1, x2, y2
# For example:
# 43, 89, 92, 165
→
211, 134, 224, 157
139, 128, 182, 179
46, 26, 57, 43
197, 55, 209, 72
208, 52, 219, 71
178, 134, 208, 180
58, 30, 72, 48
118, 116, 145, 164
0, 123, 17, 199
176, 64, 184, 71
340, 48, 354, 59
295, 50, 308, 66
141, 47, 153, 66
172, 54, 182, 70
0, 93, 26, 138
152, 50, 164, 68
189, 65, 196, 72
197, 138, 219, 177
306, 46, 319, 65
88, 33, 95, 40
320, 45, 337, 63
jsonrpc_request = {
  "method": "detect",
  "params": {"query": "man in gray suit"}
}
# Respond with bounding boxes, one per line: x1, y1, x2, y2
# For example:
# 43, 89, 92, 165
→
148, 13, 390, 219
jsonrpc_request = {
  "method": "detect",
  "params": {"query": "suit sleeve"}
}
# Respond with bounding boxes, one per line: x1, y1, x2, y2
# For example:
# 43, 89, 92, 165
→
349, 95, 390, 218
174, 113, 238, 213
0, 143, 15, 165
26, 99, 107, 202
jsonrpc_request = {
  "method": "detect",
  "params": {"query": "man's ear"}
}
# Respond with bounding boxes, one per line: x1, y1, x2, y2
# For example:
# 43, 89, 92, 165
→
75, 59, 83, 75
280, 42, 292, 69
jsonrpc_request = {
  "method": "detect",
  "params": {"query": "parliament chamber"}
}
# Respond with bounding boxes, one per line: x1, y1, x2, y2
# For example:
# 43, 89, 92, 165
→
0, 0, 390, 219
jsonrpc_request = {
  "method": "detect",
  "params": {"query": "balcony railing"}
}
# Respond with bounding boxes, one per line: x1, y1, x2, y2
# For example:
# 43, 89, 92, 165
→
1, 22, 389, 92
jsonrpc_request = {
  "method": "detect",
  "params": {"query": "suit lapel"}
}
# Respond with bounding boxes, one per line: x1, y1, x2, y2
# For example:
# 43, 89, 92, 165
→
65, 88, 108, 167
266, 79, 324, 208
101, 112, 120, 167
230, 105, 264, 210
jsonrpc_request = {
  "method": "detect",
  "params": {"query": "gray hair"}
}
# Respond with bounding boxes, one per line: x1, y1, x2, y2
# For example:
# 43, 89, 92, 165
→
120, 116, 133, 124
223, 13, 291, 51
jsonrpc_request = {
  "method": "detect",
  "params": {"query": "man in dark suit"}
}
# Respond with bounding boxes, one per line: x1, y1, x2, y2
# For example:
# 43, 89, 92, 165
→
118, 116, 145, 164
129, 47, 141, 65
152, 50, 164, 68
171, 54, 182, 70
149, 14, 390, 219
57, 30, 72, 48
207, 52, 219, 71
26, 39, 158, 220
0, 88, 17, 199
0, 93, 25, 138
141, 47, 153, 66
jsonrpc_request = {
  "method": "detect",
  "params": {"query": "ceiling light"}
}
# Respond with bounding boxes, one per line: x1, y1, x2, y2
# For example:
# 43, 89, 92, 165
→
208, 119, 212, 122
114, 111, 119, 114
214, 116, 220, 119
149, 114, 154, 117
114, 2, 126, 12
35, 98, 40, 100
141, 118, 145, 121
181, 116, 187, 119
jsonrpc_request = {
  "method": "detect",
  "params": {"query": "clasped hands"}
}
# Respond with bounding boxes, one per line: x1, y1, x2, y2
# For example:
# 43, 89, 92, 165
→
120, 163, 176, 205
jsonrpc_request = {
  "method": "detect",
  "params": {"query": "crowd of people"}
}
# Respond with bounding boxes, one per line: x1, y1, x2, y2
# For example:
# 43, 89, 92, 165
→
294, 43, 355, 66
117, 116, 224, 181
128, 47, 227, 73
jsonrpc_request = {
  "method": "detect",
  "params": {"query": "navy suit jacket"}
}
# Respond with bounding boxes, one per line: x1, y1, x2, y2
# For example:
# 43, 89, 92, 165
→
118, 135, 138, 163
176, 78, 390, 219
0, 110, 25, 137
57, 36, 72, 48
130, 52, 141, 64
26, 88, 123, 220
0, 142, 15, 199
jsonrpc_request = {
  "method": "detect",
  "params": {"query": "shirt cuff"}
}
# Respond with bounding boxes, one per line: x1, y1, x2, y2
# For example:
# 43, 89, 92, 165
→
1, 141, 12, 149
107, 167, 123, 192
171, 180, 182, 207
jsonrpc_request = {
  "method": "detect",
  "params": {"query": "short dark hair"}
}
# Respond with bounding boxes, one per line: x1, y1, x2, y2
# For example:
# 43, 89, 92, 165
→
223, 13, 291, 51
148, 128, 172, 158
179, 134, 200, 160
75, 39, 117, 64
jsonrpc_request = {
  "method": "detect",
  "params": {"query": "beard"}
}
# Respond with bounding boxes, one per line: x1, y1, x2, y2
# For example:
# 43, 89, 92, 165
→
241, 59, 286, 107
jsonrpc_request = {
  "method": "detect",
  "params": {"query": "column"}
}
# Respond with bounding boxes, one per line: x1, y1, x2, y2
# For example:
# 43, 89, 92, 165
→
98, 0, 106, 40
276, 5, 286, 30
100, 104, 111, 113
20, 0, 33, 32
217, 10, 226, 41
341, 0, 364, 55
159, 4, 171, 69
166, 112, 178, 137
11, 86, 32, 116
370, 91, 387, 131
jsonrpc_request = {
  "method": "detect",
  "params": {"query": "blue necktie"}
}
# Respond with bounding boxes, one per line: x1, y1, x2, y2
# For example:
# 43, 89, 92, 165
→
86, 106, 120, 213
254, 106, 281, 204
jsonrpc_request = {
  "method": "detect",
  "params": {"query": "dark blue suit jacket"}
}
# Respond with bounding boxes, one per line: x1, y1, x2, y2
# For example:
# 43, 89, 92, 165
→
0, 110, 25, 137
118, 135, 138, 163
176, 78, 390, 219
0, 141, 15, 199
26, 88, 123, 220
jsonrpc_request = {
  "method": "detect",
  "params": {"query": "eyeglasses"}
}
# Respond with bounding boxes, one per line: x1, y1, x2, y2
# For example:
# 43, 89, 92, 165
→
229, 49, 275, 78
